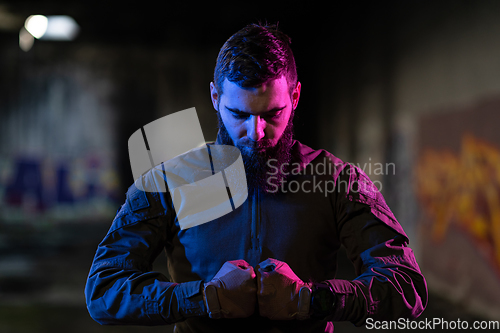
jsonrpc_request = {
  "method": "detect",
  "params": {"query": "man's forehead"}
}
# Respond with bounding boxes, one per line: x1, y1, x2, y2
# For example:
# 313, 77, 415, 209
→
222, 76, 289, 94
221, 77, 290, 113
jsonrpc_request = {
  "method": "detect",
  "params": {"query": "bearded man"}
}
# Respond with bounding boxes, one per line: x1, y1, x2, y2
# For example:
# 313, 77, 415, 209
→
85, 23, 427, 332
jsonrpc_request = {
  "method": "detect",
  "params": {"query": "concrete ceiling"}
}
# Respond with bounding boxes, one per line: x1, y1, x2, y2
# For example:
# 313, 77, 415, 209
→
0, 0, 421, 47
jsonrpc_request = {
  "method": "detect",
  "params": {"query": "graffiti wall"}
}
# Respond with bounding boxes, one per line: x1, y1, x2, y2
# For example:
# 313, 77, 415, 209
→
416, 97, 500, 319
0, 53, 121, 223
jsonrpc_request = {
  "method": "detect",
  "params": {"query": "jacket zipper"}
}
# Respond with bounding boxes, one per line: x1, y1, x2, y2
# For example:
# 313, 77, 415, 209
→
254, 189, 260, 250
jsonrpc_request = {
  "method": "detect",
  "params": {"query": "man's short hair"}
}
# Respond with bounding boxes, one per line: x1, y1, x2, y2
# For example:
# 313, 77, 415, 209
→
214, 23, 298, 97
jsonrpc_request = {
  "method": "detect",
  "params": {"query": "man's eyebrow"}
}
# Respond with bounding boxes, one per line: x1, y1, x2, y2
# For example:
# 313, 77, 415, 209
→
225, 106, 286, 115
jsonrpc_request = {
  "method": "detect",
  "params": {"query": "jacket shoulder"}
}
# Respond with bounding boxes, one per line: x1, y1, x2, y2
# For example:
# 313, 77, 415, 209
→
291, 140, 348, 178
109, 169, 170, 235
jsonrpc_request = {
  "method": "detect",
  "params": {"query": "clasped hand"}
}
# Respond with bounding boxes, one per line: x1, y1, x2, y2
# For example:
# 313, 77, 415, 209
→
204, 258, 311, 320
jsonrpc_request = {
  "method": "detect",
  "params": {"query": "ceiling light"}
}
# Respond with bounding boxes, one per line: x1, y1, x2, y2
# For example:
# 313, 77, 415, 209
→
24, 15, 48, 39
24, 15, 79, 41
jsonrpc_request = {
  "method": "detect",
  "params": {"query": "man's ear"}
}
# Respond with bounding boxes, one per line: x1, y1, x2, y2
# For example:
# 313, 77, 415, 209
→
292, 81, 301, 110
210, 82, 219, 111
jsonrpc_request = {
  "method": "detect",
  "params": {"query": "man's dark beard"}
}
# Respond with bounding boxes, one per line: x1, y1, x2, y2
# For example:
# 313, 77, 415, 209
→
217, 111, 294, 194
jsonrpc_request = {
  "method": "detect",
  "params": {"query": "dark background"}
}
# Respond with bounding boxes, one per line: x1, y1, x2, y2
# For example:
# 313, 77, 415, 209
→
1, 1, 499, 332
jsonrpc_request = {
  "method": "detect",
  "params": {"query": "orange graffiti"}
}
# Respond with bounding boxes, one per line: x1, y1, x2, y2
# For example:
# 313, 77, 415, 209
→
416, 134, 500, 269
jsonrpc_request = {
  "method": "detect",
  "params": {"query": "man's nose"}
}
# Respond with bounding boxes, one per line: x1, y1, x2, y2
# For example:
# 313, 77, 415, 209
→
247, 115, 265, 141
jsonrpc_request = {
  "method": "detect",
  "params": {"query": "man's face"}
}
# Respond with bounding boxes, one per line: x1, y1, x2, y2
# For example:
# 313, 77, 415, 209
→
210, 76, 301, 152
210, 76, 301, 193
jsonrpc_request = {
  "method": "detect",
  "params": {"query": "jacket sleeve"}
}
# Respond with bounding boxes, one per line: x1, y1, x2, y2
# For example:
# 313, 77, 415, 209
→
84, 184, 206, 325
326, 164, 428, 326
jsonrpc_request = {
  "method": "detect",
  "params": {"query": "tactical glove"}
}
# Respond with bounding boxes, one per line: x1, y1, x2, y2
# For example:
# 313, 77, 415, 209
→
256, 258, 312, 320
203, 259, 257, 319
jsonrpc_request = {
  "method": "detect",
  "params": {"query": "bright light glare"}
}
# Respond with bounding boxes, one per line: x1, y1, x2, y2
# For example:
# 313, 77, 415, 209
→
19, 27, 35, 51
25, 15, 48, 39
24, 15, 79, 41
42, 16, 79, 40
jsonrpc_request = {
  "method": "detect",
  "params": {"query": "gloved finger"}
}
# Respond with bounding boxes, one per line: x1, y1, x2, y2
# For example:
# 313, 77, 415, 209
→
257, 259, 303, 295
258, 279, 277, 299
263, 259, 300, 282
228, 260, 257, 279
204, 284, 222, 319
256, 258, 281, 282
257, 258, 282, 271
226, 260, 256, 278
256, 259, 281, 298
227, 259, 252, 270
216, 260, 255, 279
205, 260, 257, 319
213, 262, 256, 292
